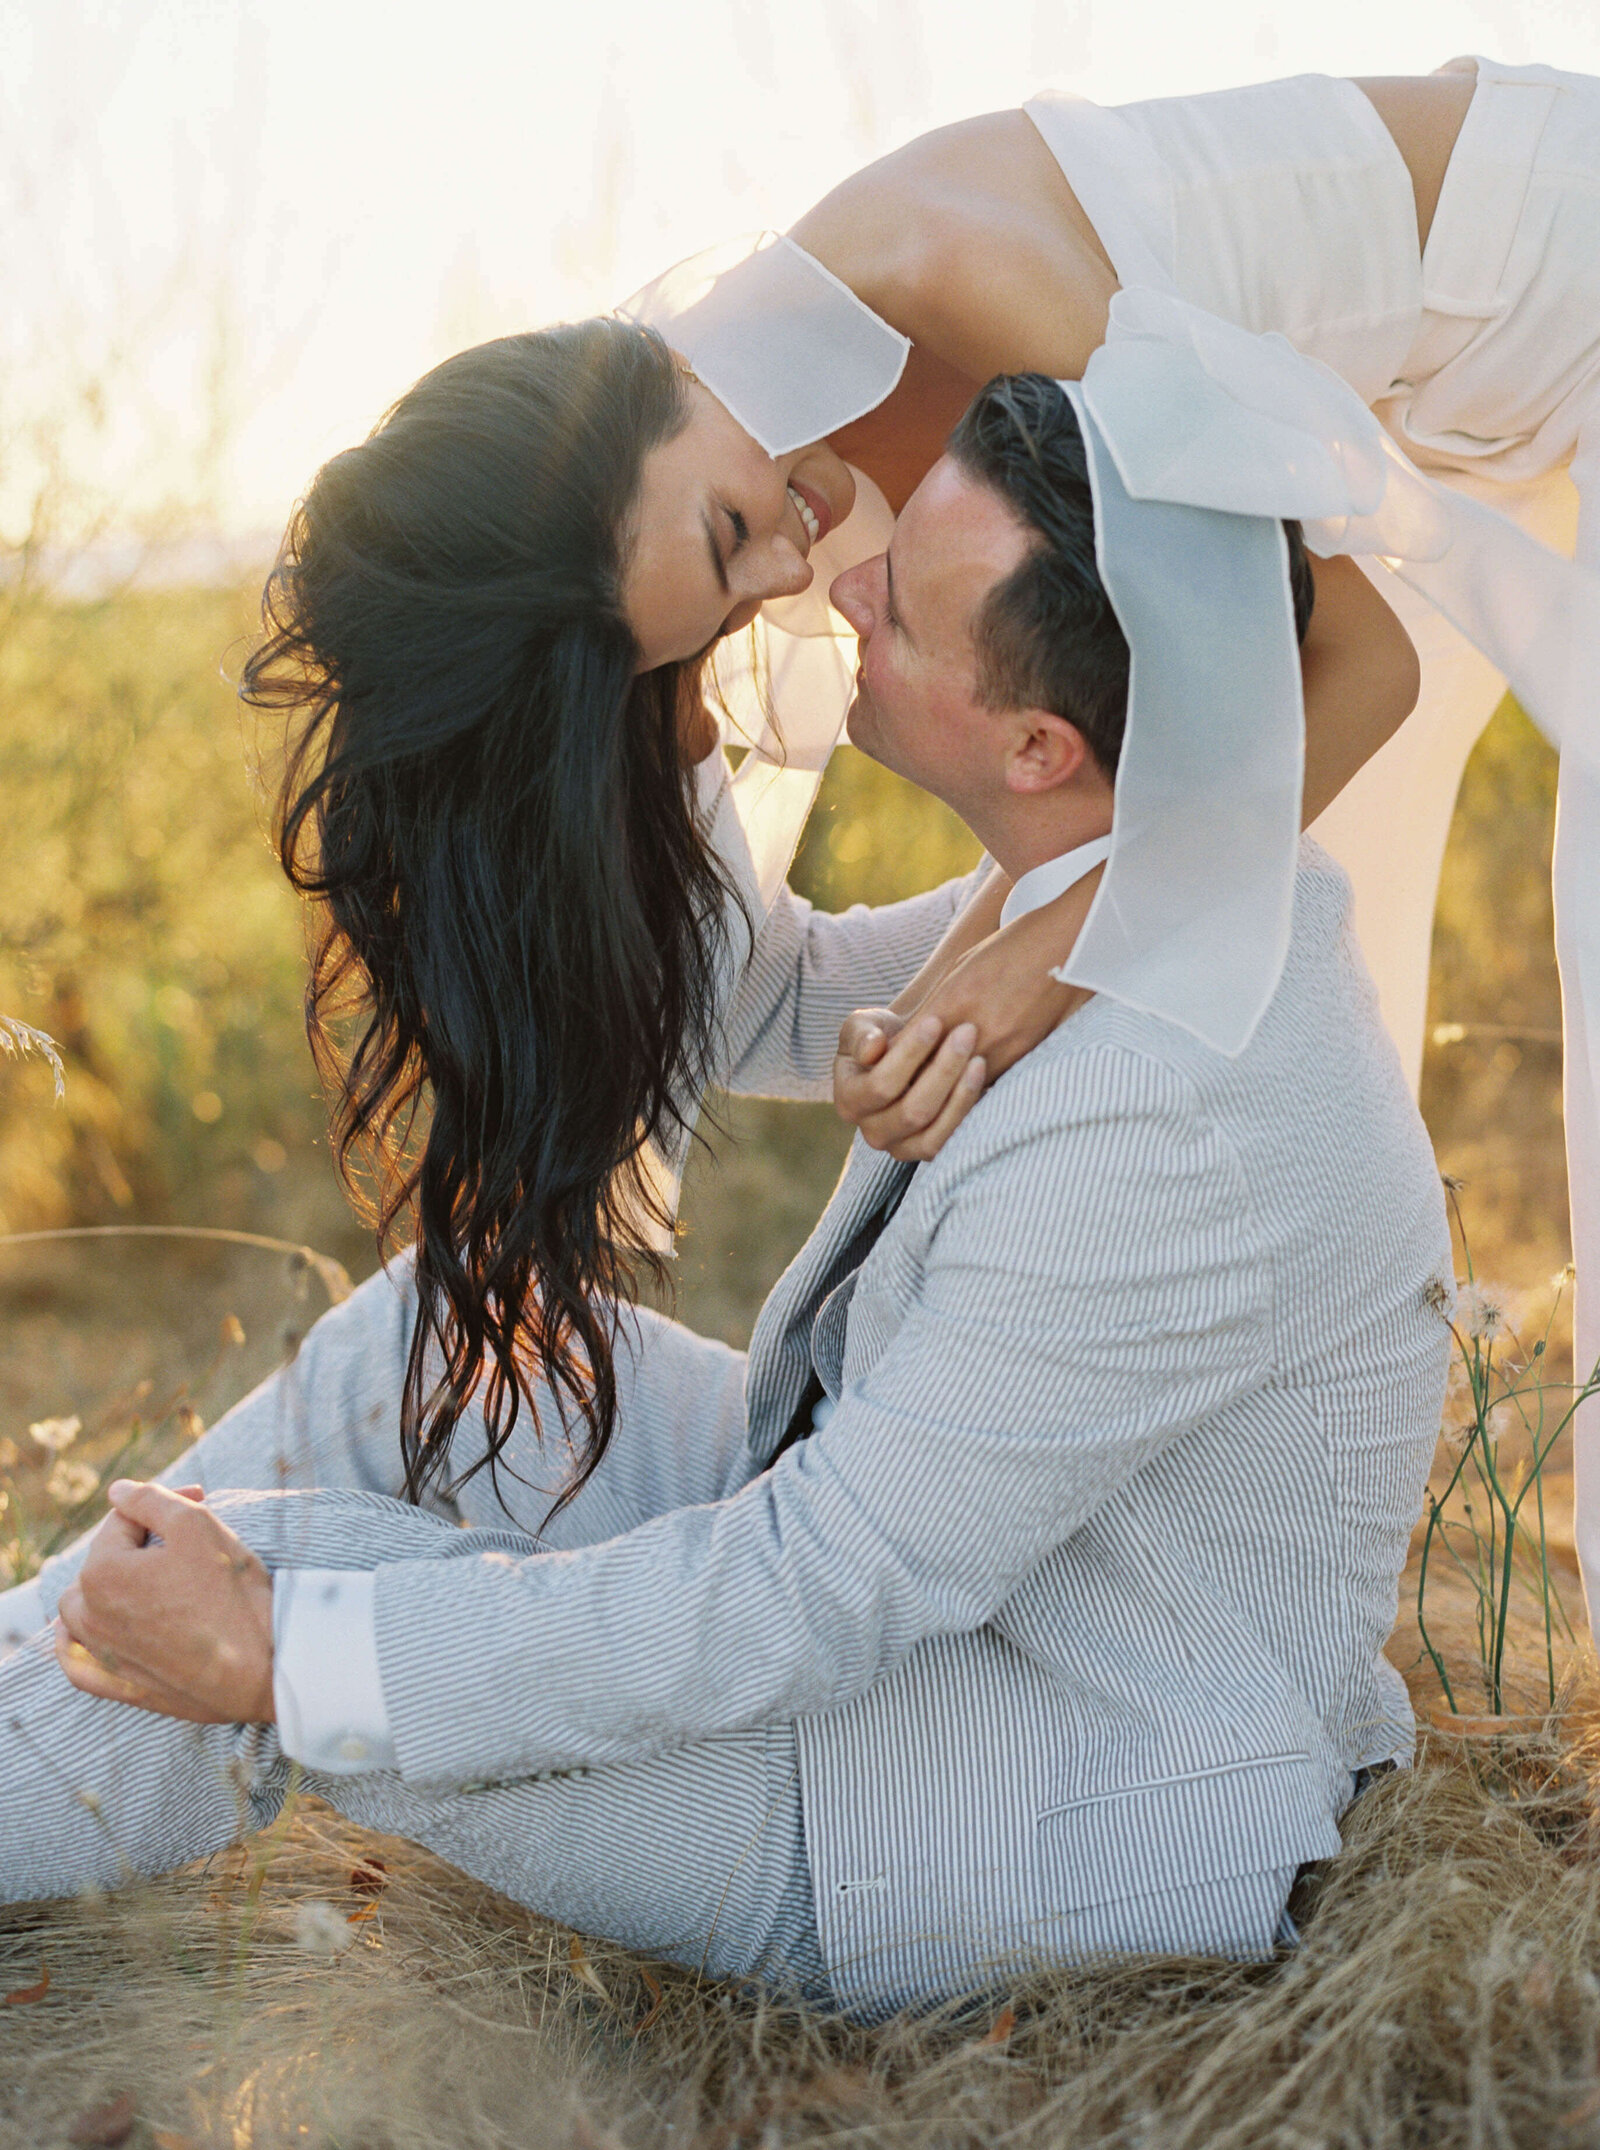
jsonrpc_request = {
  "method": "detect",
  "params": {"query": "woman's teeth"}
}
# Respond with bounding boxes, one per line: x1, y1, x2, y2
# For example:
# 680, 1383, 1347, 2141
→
788, 484, 821, 546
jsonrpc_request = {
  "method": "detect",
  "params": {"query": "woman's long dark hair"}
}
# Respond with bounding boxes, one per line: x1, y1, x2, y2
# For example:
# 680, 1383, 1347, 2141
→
242, 319, 739, 1514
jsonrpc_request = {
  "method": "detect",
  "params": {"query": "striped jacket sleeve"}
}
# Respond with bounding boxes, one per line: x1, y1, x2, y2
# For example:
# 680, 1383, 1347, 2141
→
719, 867, 992, 1101
370, 1045, 1275, 1789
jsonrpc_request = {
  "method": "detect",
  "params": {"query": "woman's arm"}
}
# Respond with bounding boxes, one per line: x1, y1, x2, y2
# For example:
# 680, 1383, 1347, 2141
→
836, 555, 1420, 1156
793, 111, 1117, 390
1299, 555, 1421, 822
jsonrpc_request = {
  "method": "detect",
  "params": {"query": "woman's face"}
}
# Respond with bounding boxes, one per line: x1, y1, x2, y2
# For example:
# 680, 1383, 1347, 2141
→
624, 369, 856, 673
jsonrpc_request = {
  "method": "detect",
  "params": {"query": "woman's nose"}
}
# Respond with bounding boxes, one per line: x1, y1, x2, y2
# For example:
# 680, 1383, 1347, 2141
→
758, 534, 814, 600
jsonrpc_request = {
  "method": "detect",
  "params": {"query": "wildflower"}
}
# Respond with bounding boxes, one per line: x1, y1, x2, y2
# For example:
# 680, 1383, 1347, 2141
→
1457, 1283, 1506, 1343
221, 1314, 246, 1349
292, 1900, 356, 1957
29, 1415, 81, 1455
47, 1459, 98, 1507
0, 1437, 18, 1471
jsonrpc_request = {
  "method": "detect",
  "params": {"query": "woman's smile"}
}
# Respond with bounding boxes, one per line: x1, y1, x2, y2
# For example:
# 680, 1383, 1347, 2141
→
625, 373, 855, 670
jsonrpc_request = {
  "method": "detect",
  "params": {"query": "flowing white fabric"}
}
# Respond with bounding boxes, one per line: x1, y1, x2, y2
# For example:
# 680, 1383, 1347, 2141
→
1060, 377, 1305, 1053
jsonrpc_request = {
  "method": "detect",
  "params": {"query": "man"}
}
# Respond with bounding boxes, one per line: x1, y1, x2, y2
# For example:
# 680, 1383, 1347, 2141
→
0, 376, 1448, 2021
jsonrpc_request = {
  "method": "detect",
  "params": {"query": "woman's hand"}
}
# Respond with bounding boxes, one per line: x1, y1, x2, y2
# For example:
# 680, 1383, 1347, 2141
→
835, 865, 1101, 1157
834, 1008, 988, 1161
55, 1481, 276, 1725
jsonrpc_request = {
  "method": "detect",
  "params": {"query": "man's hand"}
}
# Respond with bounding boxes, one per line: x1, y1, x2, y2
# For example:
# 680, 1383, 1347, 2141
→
834, 1008, 987, 1161
55, 1481, 276, 1725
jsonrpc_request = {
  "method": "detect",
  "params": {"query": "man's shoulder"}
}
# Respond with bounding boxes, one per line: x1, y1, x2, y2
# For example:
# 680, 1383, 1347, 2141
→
934, 840, 1374, 1165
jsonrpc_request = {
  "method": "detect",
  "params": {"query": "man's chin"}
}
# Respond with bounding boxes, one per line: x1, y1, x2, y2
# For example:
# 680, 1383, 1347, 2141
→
843, 692, 883, 767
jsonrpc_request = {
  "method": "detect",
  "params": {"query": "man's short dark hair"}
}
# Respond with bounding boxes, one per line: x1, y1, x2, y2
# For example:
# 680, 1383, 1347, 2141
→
947, 374, 1316, 776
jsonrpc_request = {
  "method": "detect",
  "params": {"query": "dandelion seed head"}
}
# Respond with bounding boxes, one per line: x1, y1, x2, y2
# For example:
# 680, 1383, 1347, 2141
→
293, 1899, 356, 1956
1457, 1282, 1506, 1343
29, 1415, 81, 1454
1423, 1275, 1455, 1318
47, 1458, 98, 1507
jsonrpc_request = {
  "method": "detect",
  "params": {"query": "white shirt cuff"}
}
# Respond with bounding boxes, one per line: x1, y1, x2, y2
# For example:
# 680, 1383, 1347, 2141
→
0, 1576, 47, 1658
272, 1569, 398, 1775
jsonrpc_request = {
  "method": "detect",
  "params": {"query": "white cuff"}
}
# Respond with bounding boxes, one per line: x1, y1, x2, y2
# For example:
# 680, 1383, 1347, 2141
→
271, 1569, 398, 1775
0, 1577, 48, 1658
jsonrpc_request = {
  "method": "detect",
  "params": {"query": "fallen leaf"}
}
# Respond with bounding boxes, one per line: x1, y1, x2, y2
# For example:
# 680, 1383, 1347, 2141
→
68, 2092, 136, 2146
981, 2003, 1016, 2046
346, 1903, 378, 1926
349, 1857, 388, 1895
568, 1934, 609, 2001
3, 1964, 49, 2005
635, 1965, 664, 2035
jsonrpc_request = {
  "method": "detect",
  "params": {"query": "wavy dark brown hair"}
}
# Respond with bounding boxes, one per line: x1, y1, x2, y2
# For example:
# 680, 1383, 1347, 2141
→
242, 319, 741, 1515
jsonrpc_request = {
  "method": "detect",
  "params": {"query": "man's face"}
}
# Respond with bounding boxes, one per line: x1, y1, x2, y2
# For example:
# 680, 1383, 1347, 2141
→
828, 456, 1035, 818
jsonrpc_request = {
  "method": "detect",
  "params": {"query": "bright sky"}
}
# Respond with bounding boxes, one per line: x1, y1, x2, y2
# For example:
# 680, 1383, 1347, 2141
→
5, 0, 1600, 542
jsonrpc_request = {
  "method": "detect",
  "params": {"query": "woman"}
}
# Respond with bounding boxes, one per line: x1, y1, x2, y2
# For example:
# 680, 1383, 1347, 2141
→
246, 63, 1574, 1533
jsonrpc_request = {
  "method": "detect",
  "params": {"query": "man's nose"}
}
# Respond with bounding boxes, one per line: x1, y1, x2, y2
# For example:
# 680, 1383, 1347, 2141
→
828, 561, 875, 637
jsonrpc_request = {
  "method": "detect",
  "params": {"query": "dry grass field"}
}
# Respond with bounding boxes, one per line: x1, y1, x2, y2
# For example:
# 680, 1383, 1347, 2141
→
3, 1622, 1598, 2150
0, 590, 1588, 2145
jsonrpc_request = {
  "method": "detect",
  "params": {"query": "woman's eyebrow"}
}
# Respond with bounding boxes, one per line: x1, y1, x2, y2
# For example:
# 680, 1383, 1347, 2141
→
701, 508, 730, 596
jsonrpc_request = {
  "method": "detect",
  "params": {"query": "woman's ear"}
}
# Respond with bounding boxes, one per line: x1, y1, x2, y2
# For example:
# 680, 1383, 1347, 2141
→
1003, 709, 1088, 795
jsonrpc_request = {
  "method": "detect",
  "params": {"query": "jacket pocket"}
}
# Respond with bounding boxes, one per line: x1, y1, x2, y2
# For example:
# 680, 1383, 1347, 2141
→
1034, 1752, 1340, 1913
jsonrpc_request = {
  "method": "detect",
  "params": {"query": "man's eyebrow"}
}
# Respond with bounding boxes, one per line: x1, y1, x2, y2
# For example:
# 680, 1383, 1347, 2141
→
701, 507, 730, 597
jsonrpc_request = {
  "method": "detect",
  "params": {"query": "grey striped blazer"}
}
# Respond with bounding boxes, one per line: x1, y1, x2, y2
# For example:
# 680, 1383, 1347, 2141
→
359, 838, 1450, 2015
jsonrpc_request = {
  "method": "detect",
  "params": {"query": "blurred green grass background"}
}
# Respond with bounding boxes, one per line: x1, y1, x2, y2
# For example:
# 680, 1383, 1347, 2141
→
0, 585, 1566, 1402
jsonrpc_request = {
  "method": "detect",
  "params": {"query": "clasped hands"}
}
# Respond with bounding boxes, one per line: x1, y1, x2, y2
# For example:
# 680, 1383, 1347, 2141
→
54, 1479, 276, 1726
832, 864, 1099, 1158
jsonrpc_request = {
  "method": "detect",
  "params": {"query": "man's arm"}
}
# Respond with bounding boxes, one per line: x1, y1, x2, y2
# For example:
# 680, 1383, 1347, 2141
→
368, 1046, 1270, 1786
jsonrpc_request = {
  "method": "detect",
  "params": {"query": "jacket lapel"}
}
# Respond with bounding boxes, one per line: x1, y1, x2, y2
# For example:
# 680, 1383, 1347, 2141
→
745, 1141, 913, 1463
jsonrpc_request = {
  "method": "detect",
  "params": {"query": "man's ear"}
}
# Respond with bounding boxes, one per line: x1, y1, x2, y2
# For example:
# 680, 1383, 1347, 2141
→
1003, 709, 1089, 795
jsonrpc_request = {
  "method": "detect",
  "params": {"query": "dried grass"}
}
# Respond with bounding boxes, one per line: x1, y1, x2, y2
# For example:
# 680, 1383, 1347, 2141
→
4, 1644, 1600, 2149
